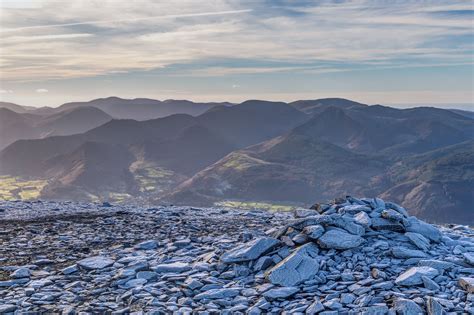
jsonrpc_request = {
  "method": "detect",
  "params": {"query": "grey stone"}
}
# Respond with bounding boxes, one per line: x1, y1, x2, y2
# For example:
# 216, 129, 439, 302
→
417, 260, 454, 271
134, 240, 158, 250
426, 297, 446, 315
395, 266, 439, 286
422, 275, 440, 290
0, 304, 17, 313
341, 204, 372, 214
254, 256, 274, 271
302, 225, 325, 240
354, 211, 371, 228
393, 298, 424, 315
405, 232, 430, 251
266, 243, 319, 286
463, 252, 474, 266
360, 305, 389, 315
194, 288, 240, 300
385, 201, 409, 217
294, 209, 318, 218
333, 216, 365, 235
77, 256, 114, 270
392, 246, 428, 259
153, 262, 191, 273
263, 286, 299, 299
370, 217, 405, 232
221, 237, 280, 263
290, 215, 335, 230
405, 217, 442, 243
136, 271, 157, 280
318, 228, 364, 250
306, 299, 325, 314
11, 267, 30, 279
61, 264, 78, 275
381, 209, 404, 222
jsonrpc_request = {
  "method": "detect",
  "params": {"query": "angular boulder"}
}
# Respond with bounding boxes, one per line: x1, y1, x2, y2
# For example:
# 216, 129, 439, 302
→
221, 237, 280, 263
405, 232, 430, 251
318, 228, 364, 250
395, 266, 439, 286
405, 217, 441, 243
265, 243, 319, 286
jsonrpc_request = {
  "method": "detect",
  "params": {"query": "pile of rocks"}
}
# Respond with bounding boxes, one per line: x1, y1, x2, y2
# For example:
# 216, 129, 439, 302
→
220, 197, 474, 313
0, 197, 473, 314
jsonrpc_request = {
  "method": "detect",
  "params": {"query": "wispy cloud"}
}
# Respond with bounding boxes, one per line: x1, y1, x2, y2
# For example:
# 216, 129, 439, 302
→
0, 9, 252, 32
0, 0, 472, 82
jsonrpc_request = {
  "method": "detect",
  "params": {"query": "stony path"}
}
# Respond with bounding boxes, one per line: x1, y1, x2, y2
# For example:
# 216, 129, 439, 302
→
0, 198, 473, 314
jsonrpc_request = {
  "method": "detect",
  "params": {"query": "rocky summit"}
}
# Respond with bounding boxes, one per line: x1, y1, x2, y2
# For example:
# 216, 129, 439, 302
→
0, 197, 473, 314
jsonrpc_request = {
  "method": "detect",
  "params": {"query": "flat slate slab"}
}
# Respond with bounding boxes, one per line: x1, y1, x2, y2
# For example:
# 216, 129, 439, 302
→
221, 237, 280, 263
266, 243, 320, 286
395, 266, 439, 286
318, 228, 364, 250
77, 256, 114, 270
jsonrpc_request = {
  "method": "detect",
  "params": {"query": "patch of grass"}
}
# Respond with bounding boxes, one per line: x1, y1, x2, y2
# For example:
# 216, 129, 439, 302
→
0, 176, 48, 200
221, 153, 270, 171
130, 161, 182, 195
108, 192, 133, 203
215, 200, 297, 212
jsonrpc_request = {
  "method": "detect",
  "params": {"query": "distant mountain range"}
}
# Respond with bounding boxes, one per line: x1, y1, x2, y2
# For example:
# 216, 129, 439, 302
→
0, 97, 472, 224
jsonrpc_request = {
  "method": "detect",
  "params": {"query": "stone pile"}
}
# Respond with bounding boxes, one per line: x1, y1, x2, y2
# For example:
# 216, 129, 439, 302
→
0, 197, 473, 314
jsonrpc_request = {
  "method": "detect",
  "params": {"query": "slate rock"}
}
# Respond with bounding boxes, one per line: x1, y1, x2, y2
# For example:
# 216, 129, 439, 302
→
318, 228, 364, 250
393, 298, 424, 315
263, 286, 299, 299
135, 240, 158, 250
417, 259, 454, 271
77, 256, 114, 270
0, 304, 17, 313
426, 297, 446, 315
153, 262, 191, 273
354, 211, 371, 228
306, 299, 325, 314
11, 267, 30, 279
464, 252, 474, 266
405, 232, 430, 251
392, 246, 428, 259
371, 217, 405, 232
302, 225, 325, 240
395, 266, 439, 286
405, 217, 442, 243
221, 237, 280, 263
194, 288, 240, 300
266, 243, 319, 286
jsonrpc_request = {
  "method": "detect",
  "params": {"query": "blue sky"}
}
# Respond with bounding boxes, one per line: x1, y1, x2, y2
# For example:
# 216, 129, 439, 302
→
0, 0, 472, 108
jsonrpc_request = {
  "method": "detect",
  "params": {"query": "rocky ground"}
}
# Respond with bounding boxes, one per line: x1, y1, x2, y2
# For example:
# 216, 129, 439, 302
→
0, 197, 473, 314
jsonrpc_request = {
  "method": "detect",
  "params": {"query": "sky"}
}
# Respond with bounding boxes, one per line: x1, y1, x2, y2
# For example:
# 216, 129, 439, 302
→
0, 0, 473, 108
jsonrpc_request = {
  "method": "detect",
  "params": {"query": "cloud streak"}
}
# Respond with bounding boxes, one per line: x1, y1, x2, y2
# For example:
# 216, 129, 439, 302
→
0, 9, 252, 32
0, 0, 472, 85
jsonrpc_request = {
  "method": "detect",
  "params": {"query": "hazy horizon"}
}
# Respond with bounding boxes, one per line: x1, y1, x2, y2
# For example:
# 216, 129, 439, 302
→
1, 95, 473, 111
